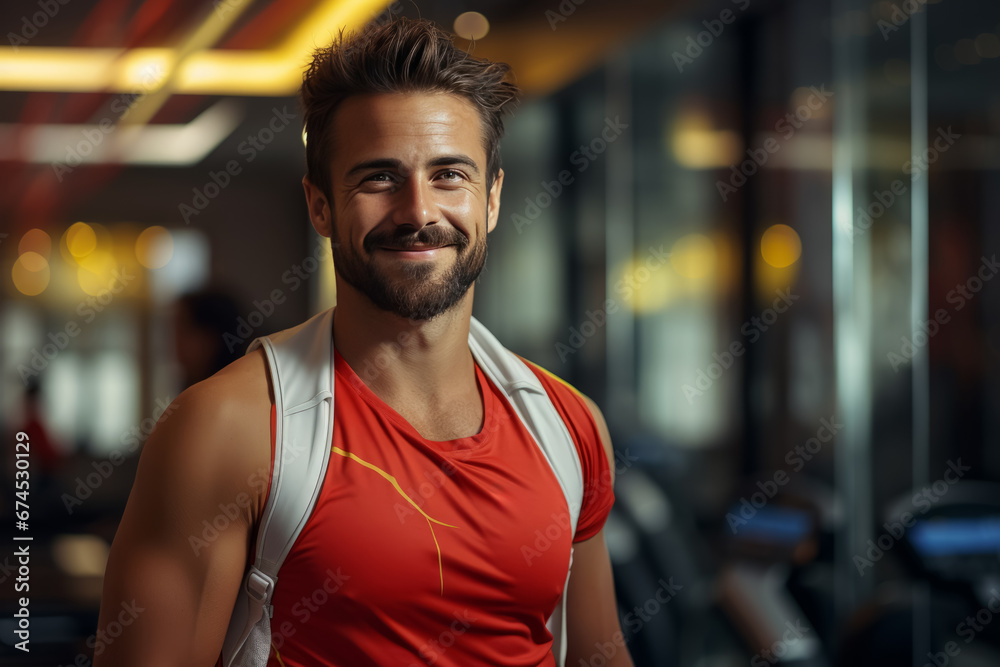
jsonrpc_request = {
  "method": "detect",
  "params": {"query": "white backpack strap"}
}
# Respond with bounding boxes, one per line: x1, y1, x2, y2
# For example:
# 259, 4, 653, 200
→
221, 308, 336, 666
467, 316, 583, 666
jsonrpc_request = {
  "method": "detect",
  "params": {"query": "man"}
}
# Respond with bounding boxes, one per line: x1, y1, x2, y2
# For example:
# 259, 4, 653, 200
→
97, 17, 633, 667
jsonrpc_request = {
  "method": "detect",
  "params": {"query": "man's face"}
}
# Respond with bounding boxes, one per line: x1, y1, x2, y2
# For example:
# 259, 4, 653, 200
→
313, 92, 503, 321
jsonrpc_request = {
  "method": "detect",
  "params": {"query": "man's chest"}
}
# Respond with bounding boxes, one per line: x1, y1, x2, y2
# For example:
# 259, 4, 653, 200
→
275, 405, 574, 622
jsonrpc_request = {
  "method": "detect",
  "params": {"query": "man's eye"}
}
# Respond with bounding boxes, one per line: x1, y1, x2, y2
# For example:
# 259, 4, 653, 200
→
439, 170, 462, 181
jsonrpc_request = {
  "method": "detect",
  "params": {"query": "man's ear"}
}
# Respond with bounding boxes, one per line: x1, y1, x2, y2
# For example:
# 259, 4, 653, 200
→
486, 168, 504, 234
303, 176, 333, 238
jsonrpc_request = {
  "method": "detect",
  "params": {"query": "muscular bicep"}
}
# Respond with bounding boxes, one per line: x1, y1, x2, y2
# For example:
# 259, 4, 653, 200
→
95, 378, 268, 666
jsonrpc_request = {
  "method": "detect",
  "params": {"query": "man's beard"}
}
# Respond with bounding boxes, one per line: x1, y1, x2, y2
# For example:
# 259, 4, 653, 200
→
331, 222, 487, 321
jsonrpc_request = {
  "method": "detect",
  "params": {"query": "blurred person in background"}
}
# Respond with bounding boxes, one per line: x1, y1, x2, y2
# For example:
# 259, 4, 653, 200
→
8, 376, 65, 506
172, 289, 243, 389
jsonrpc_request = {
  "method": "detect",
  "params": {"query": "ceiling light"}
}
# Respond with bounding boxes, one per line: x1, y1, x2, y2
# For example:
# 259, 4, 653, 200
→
453, 12, 490, 41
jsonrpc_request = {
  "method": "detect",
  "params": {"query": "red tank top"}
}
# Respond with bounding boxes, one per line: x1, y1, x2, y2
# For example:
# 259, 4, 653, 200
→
243, 349, 614, 667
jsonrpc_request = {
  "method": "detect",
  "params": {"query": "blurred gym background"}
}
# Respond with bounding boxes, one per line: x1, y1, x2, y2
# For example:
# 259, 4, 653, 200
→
1, 0, 999, 664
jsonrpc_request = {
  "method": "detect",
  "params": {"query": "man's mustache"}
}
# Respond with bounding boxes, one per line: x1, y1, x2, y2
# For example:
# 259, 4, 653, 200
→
363, 226, 470, 253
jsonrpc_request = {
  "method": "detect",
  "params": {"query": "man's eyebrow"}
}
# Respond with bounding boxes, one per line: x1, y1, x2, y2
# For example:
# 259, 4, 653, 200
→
345, 158, 402, 178
427, 155, 480, 175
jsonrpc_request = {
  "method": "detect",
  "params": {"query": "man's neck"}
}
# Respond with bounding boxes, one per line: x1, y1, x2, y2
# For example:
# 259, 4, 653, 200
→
331, 284, 477, 410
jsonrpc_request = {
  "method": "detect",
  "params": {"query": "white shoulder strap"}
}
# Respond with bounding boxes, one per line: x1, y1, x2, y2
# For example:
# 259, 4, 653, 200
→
220, 308, 336, 666
468, 316, 584, 666
468, 316, 584, 529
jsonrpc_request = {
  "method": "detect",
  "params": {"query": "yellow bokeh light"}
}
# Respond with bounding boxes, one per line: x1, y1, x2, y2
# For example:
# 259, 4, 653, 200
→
78, 268, 111, 296
77, 247, 115, 274
53, 534, 110, 578
618, 255, 676, 314
13, 253, 50, 296
760, 224, 802, 268
453, 12, 490, 40
18, 251, 48, 272
670, 233, 717, 287
66, 222, 97, 258
77, 250, 117, 296
672, 128, 742, 169
135, 226, 174, 269
755, 253, 801, 301
19, 228, 52, 258
669, 110, 741, 169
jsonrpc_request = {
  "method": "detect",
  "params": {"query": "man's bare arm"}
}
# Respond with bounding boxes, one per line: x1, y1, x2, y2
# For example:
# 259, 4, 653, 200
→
564, 396, 635, 667
95, 352, 271, 666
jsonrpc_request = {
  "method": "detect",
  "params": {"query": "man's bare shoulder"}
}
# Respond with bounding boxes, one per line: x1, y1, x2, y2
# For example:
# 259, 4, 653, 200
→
173, 347, 272, 434
197, 346, 273, 411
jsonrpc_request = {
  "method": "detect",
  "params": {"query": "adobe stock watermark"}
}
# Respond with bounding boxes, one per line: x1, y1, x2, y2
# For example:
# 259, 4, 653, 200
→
179, 106, 296, 224
370, 0, 404, 26
62, 397, 176, 515
672, 0, 751, 73
188, 466, 271, 556
854, 459, 971, 576
51, 65, 164, 182
512, 116, 629, 234
268, 567, 350, 659
186, 436, 309, 557
726, 416, 842, 534
750, 620, 812, 666
545, 0, 587, 30
682, 288, 799, 403
853, 126, 961, 239
7, 0, 72, 51
342, 309, 459, 391
583, 447, 639, 504
17, 266, 136, 384
522, 449, 639, 566
888, 254, 998, 372
81, 599, 145, 663
921, 588, 1000, 667
877, 0, 931, 41
579, 577, 683, 666
554, 245, 670, 362
717, 85, 834, 202
222, 240, 332, 353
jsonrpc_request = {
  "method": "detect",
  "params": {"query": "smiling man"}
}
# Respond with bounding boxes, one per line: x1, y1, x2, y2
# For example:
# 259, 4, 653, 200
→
96, 17, 633, 667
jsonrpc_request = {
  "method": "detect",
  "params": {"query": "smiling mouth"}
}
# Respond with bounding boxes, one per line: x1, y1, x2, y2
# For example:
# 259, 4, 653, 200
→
379, 244, 453, 252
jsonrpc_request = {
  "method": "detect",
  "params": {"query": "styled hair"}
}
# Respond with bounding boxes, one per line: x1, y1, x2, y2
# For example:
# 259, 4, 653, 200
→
300, 17, 520, 200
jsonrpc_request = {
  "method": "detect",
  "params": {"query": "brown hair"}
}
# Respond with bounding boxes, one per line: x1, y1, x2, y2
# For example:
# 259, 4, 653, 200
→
300, 17, 520, 200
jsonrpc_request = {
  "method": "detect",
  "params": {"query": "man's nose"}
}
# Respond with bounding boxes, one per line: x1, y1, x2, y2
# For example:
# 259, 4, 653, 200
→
391, 177, 439, 229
